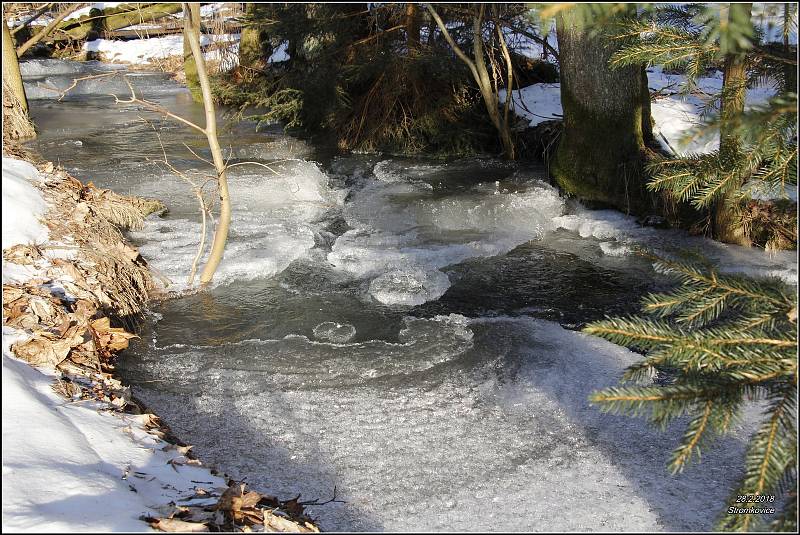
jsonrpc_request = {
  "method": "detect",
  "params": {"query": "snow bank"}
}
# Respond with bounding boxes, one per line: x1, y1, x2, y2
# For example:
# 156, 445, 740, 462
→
1, 327, 227, 532
1, 158, 49, 250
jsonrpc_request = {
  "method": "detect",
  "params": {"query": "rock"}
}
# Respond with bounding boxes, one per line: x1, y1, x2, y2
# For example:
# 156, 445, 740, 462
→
638, 215, 670, 229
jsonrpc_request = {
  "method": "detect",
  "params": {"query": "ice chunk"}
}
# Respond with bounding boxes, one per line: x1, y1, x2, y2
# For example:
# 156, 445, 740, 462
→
328, 169, 566, 305
369, 268, 451, 306
312, 322, 357, 343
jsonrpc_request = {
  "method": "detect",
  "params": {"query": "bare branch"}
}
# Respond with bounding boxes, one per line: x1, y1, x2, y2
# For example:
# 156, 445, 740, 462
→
10, 3, 54, 36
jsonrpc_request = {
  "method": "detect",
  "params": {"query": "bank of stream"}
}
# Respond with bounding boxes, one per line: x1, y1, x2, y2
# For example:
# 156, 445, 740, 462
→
23, 59, 798, 531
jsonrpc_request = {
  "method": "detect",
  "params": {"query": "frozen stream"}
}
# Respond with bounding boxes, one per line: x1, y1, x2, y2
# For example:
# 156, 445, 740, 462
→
23, 60, 797, 531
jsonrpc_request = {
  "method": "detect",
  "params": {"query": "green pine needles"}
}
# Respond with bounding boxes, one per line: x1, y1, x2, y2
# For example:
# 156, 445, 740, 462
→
586, 254, 797, 531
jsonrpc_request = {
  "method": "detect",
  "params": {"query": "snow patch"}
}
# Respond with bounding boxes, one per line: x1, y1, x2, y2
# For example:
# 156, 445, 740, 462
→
312, 322, 357, 343
2, 158, 49, 250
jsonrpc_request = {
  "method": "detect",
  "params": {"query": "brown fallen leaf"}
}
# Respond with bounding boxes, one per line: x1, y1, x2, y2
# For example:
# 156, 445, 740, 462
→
12, 337, 71, 368
3, 285, 24, 304
263, 510, 318, 533
216, 481, 247, 513
282, 496, 305, 518
150, 518, 209, 532
90, 317, 137, 353
3, 244, 43, 265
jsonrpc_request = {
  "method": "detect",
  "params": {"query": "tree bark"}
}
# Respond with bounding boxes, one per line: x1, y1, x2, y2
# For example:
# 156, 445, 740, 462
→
713, 2, 752, 246
2, 17, 35, 141
405, 3, 420, 53
183, 2, 202, 101
182, 3, 231, 285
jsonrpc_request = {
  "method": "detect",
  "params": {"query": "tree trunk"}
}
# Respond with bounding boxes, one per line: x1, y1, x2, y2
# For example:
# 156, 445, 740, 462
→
405, 3, 420, 53
2, 17, 35, 141
183, 2, 202, 101
57, 3, 182, 40
182, 3, 231, 285
553, 9, 653, 214
238, 3, 261, 68
713, 3, 752, 246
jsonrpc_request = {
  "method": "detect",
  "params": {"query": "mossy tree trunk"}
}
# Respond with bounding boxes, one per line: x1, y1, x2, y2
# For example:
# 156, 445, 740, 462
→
238, 3, 262, 68
56, 3, 182, 40
2, 17, 35, 141
713, 3, 753, 246
553, 9, 653, 214
183, 2, 202, 101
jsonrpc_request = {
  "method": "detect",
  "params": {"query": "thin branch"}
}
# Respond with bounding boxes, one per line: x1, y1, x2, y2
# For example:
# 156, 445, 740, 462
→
10, 3, 54, 35
298, 486, 347, 507
496, 20, 560, 61
425, 3, 479, 80
182, 142, 216, 168
141, 116, 213, 288
113, 76, 206, 133
496, 21, 514, 128
224, 161, 281, 176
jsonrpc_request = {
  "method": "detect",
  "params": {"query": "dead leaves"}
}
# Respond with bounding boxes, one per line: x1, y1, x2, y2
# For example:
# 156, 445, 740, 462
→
13, 335, 74, 367
217, 482, 266, 526
2, 280, 140, 372
146, 480, 320, 533
3, 244, 43, 265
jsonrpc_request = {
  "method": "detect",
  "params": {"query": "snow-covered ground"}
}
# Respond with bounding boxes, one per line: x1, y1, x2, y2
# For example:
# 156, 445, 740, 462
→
1, 158, 228, 531
2, 327, 228, 532
500, 68, 781, 155
1, 159, 49, 250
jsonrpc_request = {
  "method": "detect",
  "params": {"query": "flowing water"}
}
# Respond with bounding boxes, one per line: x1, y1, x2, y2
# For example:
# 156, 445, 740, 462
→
23, 60, 797, 531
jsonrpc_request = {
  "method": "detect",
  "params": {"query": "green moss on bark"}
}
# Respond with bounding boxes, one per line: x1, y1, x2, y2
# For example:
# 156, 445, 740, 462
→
552, 9, 654, 215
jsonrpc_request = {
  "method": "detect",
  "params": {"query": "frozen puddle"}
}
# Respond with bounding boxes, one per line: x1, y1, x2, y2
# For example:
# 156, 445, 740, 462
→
122, 317, 753, 532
